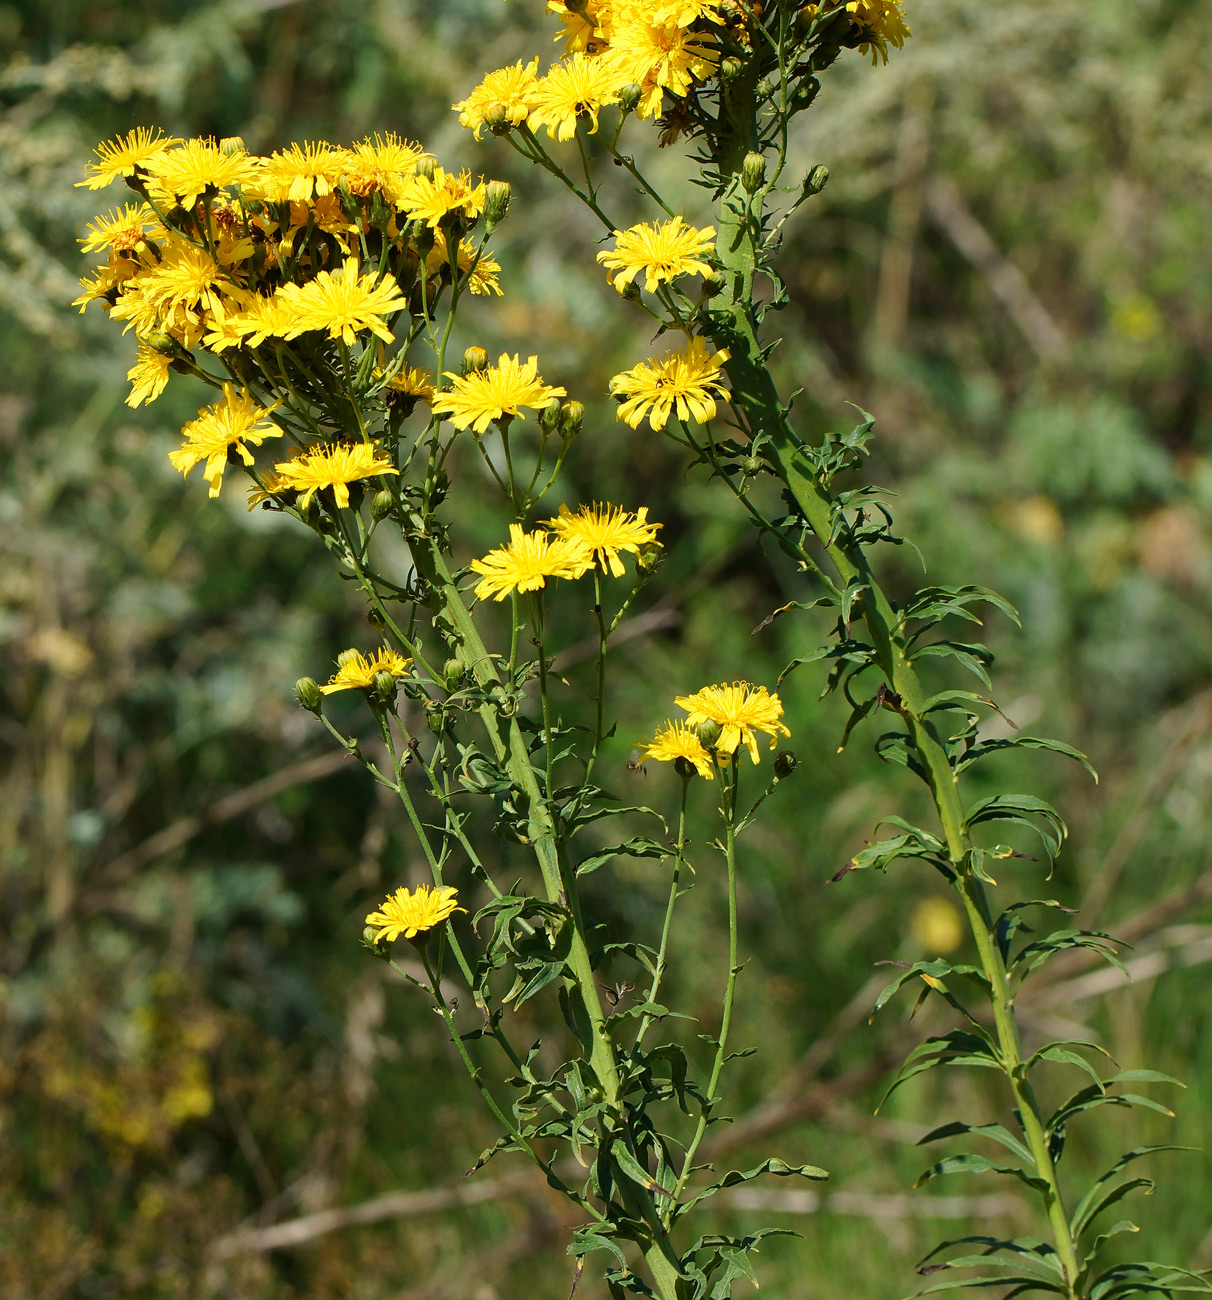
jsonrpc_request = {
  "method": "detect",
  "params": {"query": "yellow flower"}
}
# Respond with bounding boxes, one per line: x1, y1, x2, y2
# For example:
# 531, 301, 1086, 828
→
432, 353, 566, 434
125, 344, 172, 408
639, 719, 715, 779
597, 216, 715, 294
273, 442, 399, 510
396, 167, 487, 227
276, 261, 407, 346
611, 337, 729, 429
203, 291, 306, 352
168, 385, 283, 498
79, 203, 161, 255
547, 0, 606, 53
427, 233, 503, 297
320, 646, 413, 695
802, 0, 909, 63
77, 127, 182, 190
647, 0, 725, 24
470, 524, 594, 601
528, 54, 625, 142
342, 133, 432, 201
603, 14, 718, 115
73, 259, 139, 312
383, 365, 436, 402
545, 503, 662, 577
109, 239, 243, 337
365, 883, 465, 944
674, 681, 790, 764
144, 137, 263, 209
255, 141, 347, 203
454, 58, 542, 138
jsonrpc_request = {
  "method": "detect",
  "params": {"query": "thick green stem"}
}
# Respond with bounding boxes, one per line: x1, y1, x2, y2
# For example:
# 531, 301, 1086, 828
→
705, 87, 1080, 1295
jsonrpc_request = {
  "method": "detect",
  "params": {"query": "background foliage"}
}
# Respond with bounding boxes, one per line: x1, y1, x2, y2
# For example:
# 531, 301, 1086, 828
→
2, 0, 1210, 1295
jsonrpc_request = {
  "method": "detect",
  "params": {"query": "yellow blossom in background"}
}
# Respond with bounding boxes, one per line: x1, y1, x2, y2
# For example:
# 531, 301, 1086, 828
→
910, 897, 964, 955
675, 681, 790, 764
77, 126, 182, 190
168, 385, 283, 498
321, 646, 413, 695
597, 216, 716, 293
639, 719, 716, 779
528, 54, 624, 141
396, 167, 487, 227
545, 503, 662, 576
365, 884, 465, 944
433, 353, 566, 433
470, 524, 594, 601
611, 337, 729, 429
79, 204, 160, 255
276, 261, 406, 346
454, 58, 542, 138
274, 442, 399, 510
255, 141, 348, 203
144, 138, 263, 209
125, 344, 172, 408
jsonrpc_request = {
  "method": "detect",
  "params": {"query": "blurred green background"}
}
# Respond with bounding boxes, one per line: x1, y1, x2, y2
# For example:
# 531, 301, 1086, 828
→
3, 0, 1211, 1295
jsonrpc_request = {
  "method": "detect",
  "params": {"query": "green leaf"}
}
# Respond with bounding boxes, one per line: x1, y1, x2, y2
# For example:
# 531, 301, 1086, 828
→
1070, 1147, 1190, 1237
955, 734, 1099, 782
576, 836, 670, 876
914, 1153, 1050, 1195
910, 640, 995, 687
917, 1121, 1034, 1166
964, 793, 1068, 858
678, 1157, 829, 1217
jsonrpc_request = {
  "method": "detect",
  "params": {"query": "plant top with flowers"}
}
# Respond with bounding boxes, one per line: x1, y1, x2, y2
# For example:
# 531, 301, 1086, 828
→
77, 1, 1208, 1297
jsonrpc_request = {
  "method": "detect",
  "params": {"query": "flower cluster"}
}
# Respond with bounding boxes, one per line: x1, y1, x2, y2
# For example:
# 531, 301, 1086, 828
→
642, 681, 790, 775
77, 130, 507, 505
470, 504, 662, 601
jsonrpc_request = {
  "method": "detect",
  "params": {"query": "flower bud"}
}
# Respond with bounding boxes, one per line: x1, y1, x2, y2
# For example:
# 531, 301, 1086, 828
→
295, 676, 323, 712
336, 648, 362, 670
804, 164, 830, 196
371, 489, 395, 522
219, 136, 246, 157
741, 151, 766, 194
484, 180, 511, 231
443, 658, 465, 689
618, 82, 643, 114
559, 400, 585, 440
755, 76, 774, 98
483, 103, 510, 134
742, 455, 763, 477
426, 703, 446, 736
374, 670, 399, 705
696, 719, 722, 750
636, 541, 664, 573
539, 398, 562, 434
774, 750, 797, 779
462, 346, 489, 375
413, 156, 437, 182
362, 925, 392, 959
142, 329, 178, 357
719, 56, 744, 82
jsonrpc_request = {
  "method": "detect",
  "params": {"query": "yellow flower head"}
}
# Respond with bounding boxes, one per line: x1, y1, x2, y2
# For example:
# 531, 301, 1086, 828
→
547, 0, 606, 53
125, 344, 172, 408
602, 12, 718, 116
79, 203, 161, 255
528, 54, 625, 142
144, 137, 263, 209
470, 524, 594, 601
639, 719, 715, 779
383, 365, 437, 402
647, 0, 725, 25
342, 133, 432, 201
256, 141, 348, 203
273, 442, 399, 510
276, 261, 407, 347
203, 290, 306, 352
802, 0, 909, 63
77, 127, 182, 190
611, 337, 730, 430
427, 233, 503, 297
432, 353, 566, 434
597, 216, 716, 294
321, 646, 412, 695
674, 681, 790, 764
73, 258, 139, 313
545, 503, 662, 577
168, 384, 283, 498
109, 240, 242, 337
396, 167, 487, 227
454, 58, 542, 139
365, 883, 465, 944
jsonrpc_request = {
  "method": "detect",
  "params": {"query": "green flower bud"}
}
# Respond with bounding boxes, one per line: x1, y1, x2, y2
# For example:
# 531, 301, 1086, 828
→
696, 719, 722, 750
336, 648, 362, 670
484, 180, 511, 230
483, 103, 509, 134
741, 152, 766, 195
443, 658, 464, 689
618, 82, 643, 114
413, 155, 437, 182
219, 136, 246, 157
374, 670, 399, 705
462, 345, 489, 375
362, 925, 392, 959
774, 750, 798, 779
804, 164, 830, 196
539, 398, 562, 434
719, 56, 744, 82
637, 541, 664, 574
559, 400, 585, 440
295, 676, 323, 712
755, 76, 774, 99
742, 455, 763, 477
371, 489, 395, 522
